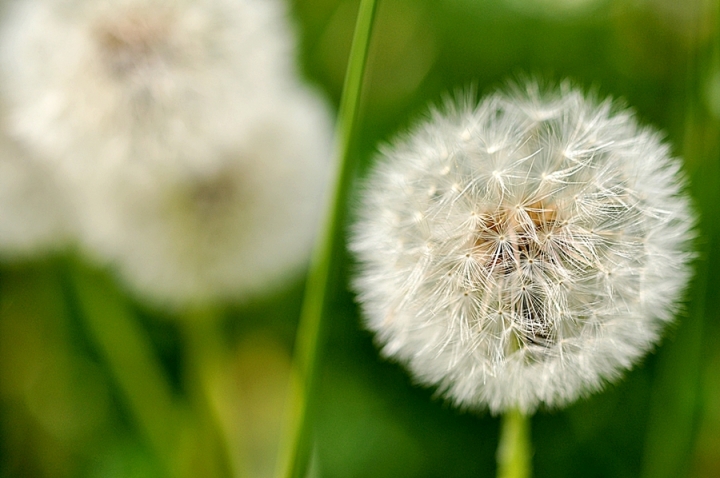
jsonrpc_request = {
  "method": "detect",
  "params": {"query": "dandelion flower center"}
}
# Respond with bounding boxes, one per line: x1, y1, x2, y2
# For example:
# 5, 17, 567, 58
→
469, 200, 560, 351
94, 9, 174, 78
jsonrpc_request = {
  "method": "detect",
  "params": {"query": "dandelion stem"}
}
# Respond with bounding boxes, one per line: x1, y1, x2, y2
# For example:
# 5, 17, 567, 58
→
67, 260, 185, 478
497, 410, 532, 478
180, 309, 238, 478
275, 1, 378, 477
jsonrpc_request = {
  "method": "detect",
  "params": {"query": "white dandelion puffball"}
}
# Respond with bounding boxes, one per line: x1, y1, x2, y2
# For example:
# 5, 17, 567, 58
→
0, 0, 298, 181
351, 84, 695, 414
78, 87, 333, 307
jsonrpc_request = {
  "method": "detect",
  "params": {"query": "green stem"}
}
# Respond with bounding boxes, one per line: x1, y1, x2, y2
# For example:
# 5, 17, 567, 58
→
180, 309, 238, 478
275, 1, 379, 477
497, 410, 532, 478
68, 261, 186, 478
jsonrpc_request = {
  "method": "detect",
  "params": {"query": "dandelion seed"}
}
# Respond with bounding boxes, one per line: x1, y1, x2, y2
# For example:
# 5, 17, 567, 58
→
350, 83, 695, 414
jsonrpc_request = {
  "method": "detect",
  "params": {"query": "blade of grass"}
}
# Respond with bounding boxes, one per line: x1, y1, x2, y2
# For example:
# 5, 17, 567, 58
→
275, 1, 379, 477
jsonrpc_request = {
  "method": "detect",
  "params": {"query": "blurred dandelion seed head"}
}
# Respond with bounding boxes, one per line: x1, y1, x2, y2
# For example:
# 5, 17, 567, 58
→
0, 0, 334, 305
79, 89, 333, 308
0, 0, 297, 180
351, 82, 695, 414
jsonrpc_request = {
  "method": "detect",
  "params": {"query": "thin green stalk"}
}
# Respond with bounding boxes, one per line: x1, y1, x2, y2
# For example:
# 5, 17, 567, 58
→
68, 261, 186, 478
275, 1, 379, 477
497, 410, 532, 478
180, 309, 238, 478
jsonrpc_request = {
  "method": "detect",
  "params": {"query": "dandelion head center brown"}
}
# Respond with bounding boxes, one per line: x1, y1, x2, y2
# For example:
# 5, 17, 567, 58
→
94, 9, 174, 77
471, 200, 559, 352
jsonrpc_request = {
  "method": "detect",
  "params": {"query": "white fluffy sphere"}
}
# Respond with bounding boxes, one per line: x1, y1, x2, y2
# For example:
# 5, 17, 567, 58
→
76, 85, 333, 308
350, 84, 695, 414
0, 0, 334, 306
0, 0, 298, 181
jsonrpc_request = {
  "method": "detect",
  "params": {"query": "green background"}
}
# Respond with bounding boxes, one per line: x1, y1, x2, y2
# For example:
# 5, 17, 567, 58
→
1, 0, 719, 477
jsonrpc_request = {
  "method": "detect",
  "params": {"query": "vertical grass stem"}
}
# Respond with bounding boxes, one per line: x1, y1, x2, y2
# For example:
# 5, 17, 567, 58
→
275, 1, 379, 477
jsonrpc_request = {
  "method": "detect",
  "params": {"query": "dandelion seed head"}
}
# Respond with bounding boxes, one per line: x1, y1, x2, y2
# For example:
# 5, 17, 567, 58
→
0, 0, 334, 305
76, 88, 333, 308
350, 83, 695, 414
0, 0, 297, 180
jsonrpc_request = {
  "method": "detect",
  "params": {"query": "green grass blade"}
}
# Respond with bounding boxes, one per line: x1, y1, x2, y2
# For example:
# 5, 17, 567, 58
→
275, 1, 379, 477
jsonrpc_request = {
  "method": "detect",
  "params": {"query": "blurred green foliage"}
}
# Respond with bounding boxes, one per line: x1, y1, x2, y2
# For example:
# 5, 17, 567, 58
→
1, 0, 719, 477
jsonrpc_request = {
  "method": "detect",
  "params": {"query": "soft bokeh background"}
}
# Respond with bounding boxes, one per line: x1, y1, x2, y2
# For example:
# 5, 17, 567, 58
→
1, 0, 719, 477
